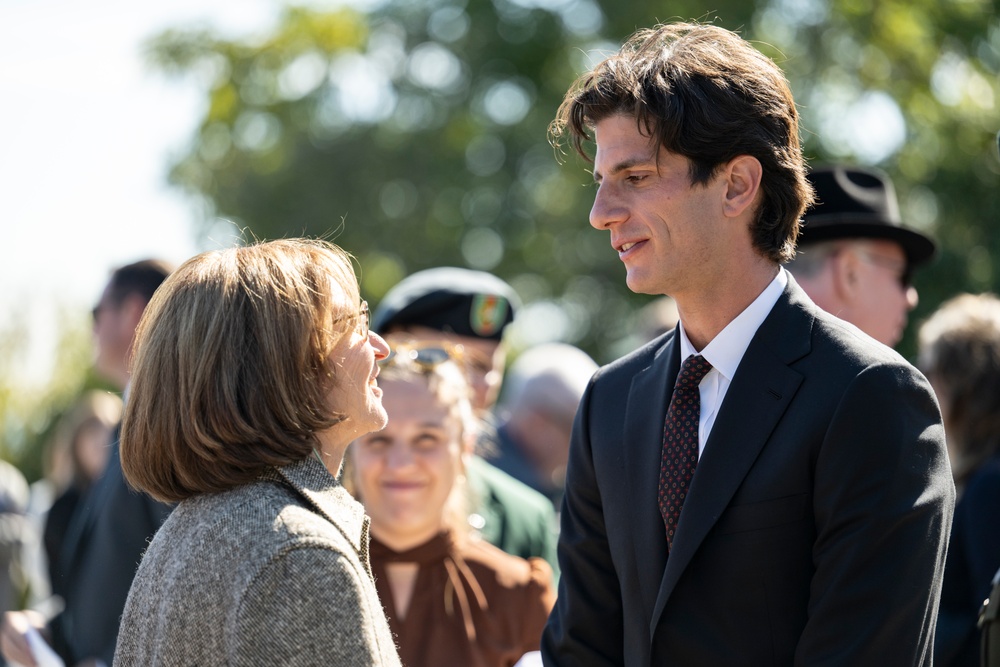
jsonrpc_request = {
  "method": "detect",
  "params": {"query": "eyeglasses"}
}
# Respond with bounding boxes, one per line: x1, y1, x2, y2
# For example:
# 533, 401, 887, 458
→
856, 251, 912, 289
356, 300, 370, 338
335, 300, 369, 338
379, 341, 464, 370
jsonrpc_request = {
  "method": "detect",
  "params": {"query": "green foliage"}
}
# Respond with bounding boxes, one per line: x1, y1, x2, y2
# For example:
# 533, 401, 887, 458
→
149, 0, 999, 362
0, 307, 103, 482
755, 0, 1000, 358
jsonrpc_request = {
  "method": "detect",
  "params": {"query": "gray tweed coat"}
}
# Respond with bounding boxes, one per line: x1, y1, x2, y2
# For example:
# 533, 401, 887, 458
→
114, 455, 401, 666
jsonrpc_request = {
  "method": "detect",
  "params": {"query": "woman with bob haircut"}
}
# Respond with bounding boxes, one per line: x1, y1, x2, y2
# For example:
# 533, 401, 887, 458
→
114, 238, 401, 666
345, 346, 555, 667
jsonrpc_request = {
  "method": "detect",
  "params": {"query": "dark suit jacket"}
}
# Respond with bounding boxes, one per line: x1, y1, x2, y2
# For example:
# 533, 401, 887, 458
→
542, 277, 955, 666
50, 440, 172, 665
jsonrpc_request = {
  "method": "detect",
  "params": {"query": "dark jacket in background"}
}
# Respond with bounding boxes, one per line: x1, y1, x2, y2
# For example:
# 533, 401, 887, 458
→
936, 455, 1000, 666
50, 441, 172, 665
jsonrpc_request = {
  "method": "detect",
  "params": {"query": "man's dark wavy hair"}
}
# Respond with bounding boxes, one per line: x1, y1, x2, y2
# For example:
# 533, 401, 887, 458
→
549, 22, 814, 264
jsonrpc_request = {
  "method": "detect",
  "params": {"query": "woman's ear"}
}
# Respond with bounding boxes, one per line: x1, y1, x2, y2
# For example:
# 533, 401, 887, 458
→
722, 155, 763, 219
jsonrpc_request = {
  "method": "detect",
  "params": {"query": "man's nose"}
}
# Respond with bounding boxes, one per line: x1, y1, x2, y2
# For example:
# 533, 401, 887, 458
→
590, 184, 625, 230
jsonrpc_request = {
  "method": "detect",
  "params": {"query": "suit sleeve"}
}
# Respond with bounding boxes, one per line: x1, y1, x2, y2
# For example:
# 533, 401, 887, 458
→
232, 546, 398, 666
797, 362, 955, 666
541, 379, 625, 666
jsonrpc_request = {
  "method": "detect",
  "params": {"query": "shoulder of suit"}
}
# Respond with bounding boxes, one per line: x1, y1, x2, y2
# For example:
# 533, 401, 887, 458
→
807, 306, 915, 372
596, 329, 673, 380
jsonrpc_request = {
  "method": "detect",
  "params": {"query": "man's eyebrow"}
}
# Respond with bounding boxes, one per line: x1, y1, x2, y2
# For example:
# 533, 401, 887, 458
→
593, 155, 657, 182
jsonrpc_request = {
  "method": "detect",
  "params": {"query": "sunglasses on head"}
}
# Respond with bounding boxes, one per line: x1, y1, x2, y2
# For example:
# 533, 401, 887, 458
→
379, 341, 465, 369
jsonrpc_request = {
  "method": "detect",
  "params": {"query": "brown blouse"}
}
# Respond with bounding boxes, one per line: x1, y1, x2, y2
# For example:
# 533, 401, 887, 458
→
370, 530, 556, 667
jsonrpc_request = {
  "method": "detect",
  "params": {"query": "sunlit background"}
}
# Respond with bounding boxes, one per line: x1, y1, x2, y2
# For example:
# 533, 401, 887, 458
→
2, 0, 998, 477
0, 0, 286, 387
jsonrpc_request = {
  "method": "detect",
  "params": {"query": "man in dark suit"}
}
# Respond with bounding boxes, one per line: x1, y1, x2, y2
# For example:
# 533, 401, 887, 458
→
2, 259, 173, 667
541, 22, 955, 666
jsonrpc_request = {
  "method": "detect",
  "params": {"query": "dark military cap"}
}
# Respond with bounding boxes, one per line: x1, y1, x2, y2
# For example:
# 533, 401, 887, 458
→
372, 267, 520, 340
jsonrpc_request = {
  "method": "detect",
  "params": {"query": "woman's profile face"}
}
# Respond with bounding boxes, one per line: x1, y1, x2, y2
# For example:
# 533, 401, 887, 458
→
351, 377, 463, 550
315, 298, 390, 463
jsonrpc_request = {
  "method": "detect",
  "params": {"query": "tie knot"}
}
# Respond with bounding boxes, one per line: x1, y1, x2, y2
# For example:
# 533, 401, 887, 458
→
677, 355, 713, 389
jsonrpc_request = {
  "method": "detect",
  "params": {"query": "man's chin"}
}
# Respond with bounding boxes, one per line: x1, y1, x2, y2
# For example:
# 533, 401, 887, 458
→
624, 271, 661, 296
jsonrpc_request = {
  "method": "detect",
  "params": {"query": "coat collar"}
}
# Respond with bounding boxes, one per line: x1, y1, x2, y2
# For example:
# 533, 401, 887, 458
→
641, 276, 817, 635
268, 456, 371, 557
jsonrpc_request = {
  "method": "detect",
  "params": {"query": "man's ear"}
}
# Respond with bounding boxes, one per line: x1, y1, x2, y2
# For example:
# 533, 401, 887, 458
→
830, 244, 863, 303
721, 155, 763, 219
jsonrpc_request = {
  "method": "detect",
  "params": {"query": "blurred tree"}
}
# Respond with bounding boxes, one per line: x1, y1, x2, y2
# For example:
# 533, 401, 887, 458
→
0, 308, 98, 482
148, 0, 998, 362
753, 0, 1000, 358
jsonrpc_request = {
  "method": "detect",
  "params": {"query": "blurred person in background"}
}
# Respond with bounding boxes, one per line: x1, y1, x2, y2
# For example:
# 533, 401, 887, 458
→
493, 343, 598, 507
373, 267, 518, 412
635, 296, 680, 345
111, 239, 398, 665
373, 268, 557, 569
346, 349, 554, 667
42, 391, 121, 603
918, 293, 1000, 666
787, 165, 936, 347
0, 461, 30, 630
2, 259, 172, 667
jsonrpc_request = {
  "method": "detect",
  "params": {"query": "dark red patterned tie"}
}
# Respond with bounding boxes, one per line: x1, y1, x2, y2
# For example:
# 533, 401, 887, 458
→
659, 354, 713, 550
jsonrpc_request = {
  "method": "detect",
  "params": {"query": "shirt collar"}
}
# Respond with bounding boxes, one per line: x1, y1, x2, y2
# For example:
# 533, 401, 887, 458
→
678, 268, 787, 382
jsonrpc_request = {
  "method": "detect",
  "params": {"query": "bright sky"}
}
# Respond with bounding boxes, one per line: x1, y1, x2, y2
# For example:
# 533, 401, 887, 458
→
0, 0, 281, 386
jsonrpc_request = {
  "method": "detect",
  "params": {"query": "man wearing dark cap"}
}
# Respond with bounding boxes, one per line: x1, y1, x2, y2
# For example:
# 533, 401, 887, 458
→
373, 267, 558, 571
788, 165, 937, 347
373, 267, 518, 411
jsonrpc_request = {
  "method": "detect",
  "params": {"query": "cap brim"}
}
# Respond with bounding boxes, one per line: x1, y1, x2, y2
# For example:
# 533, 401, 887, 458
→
798, 221, 937, 266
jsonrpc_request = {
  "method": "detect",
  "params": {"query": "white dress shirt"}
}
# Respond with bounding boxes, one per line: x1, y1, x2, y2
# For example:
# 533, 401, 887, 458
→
676, 268, 787, 455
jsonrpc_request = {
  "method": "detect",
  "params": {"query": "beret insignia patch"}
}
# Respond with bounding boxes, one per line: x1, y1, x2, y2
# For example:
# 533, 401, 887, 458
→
470, 294, 508, 337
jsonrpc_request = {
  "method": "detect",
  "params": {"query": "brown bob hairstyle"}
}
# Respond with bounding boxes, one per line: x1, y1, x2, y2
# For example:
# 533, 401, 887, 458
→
549, 22, 814, 264
121, 238, 362, 503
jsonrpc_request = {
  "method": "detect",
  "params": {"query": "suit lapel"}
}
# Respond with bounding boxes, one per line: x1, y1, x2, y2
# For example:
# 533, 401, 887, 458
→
623, 332, 680, 616
649, 279, 815, 633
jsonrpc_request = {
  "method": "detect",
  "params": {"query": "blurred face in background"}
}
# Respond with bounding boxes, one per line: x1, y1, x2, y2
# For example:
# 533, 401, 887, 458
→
92, 285, 144, 390
74, 419, 113, 482
350, 376, 465, 551
839, 240, 918, 347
